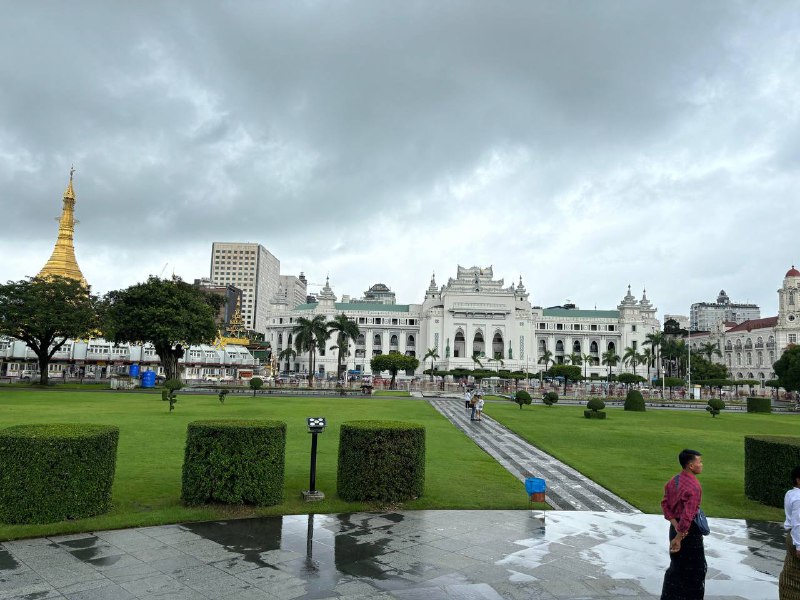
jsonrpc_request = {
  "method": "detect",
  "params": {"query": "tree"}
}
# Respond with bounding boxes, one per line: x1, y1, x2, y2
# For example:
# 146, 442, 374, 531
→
617, 372, 646, 387
644, 331, 664, 379
641, 347, 654, 380
664, 318, 687, 335
581, 352, 593, 379
293, 315, 330, 387
706, 398, 725, 418
543, 391, 559, 406
538, 349, 554, 375
249, 377, 264, 396
601, 350, 620, 378
622, 347, 643, 376
565, 352, 582, 366
698, 342, 722, 362
278, 347, 297, 371
423, 348, 440, 382
774, 345, 800, 393
653, 377, 685, 399
0, 276, 98, 386
327, 313, 360, 380
688, 354, 728, 381
103, 276, 221, 382
370, 353, 419, 389
548, 364, 581, 395
514, 390, 532, 409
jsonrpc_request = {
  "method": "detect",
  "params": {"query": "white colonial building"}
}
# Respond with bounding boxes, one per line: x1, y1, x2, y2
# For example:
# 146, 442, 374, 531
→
266, 265, 660, 378
687, 266, 800, 385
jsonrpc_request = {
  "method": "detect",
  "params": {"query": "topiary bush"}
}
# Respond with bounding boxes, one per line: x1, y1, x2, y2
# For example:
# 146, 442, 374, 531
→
744, 435, 800, 507
0, 424, 119, 524
164, 378, 183, 412
514, 390, 532, 409
584, 397, 607, 419
706, 398, 725, 417
337, 420, 425, 502
746, 396, 771, 413
182, 420, 286, 506
624, 390, 646, 411
543, 391, 559, 406
249, 377, 264, 396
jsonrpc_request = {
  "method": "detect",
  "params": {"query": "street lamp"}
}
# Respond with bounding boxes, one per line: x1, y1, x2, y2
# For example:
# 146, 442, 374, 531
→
302, 417, 326, 502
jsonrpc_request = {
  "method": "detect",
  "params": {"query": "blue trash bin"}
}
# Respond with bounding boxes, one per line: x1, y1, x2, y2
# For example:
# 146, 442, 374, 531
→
129, 364, 140, 377
141, 370, 156, 388
525, 477, 546, 501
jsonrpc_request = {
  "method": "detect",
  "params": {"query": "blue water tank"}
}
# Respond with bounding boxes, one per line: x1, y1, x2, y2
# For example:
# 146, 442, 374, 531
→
130, 364, 140, 377
141, 370, 156, 388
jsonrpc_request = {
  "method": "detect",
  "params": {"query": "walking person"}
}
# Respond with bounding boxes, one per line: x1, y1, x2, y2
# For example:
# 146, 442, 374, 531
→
476, 395, 484, 421
470, 392, 478, 421
464, 389, 472, 414
661, 449, 707, 600
780, 465, 800, 599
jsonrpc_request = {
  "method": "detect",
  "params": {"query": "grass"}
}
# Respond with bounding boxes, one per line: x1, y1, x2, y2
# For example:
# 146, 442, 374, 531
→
372, 390, 411, 397
486, 399, 799, 521
0, 390, 526, 540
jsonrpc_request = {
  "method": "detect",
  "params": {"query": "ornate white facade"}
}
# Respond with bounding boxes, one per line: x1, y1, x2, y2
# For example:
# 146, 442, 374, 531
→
266, 266, 660, 378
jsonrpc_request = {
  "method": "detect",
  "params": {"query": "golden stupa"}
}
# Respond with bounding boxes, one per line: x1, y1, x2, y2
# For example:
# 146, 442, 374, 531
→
37, 167, 87, 287
214, 297, 251, 348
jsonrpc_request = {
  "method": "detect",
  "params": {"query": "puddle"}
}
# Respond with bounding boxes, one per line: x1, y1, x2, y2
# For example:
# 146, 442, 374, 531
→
0, 550, 20, 570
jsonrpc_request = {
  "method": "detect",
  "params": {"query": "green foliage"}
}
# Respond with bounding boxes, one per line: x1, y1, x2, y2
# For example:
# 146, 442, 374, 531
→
744, 435, 800, 507
218, 389, 228, 404
249, 377, 264, 396
293, 315, 330, 387
181, 420, 286, 506
618, 373, 646, 387
689, 354, 729, 381
164, 379, 183, 392
706, 398, 725, 417
746, 397, 771, 413
0, 276, 98, 385
624, 390, 646, 411
774, 345, 800, 392
103, 276, 221, 381
370, 353, 420, 388
543, 391, 559, 406
514, 390, 532, 409
337, 420, 425, 502
328, 313, 360, 379
423, 348, 440, 381
584, 410, 607, 419
163, 378, 183, 412
548, 364, 581, 393
653, 377, 685, 388
586, 397, 606, 412
0, 424, 118, 524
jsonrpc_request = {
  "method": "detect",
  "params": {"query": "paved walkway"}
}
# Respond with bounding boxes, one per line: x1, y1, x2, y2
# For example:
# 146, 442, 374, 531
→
426, 397, 639, 513
0, 510, 783, 599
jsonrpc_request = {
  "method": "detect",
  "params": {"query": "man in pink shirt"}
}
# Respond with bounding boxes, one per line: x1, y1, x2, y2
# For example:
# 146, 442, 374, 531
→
660, 449, 706, 600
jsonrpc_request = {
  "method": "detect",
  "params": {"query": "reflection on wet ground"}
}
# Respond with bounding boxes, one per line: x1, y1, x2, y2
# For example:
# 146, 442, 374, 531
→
0, 510, 785, 599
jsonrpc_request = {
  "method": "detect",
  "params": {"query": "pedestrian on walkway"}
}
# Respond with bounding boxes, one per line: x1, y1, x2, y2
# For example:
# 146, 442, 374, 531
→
464, 389, 472, 414
470, 392, 479, 421
660, 449, 707, 600
780, 465, 800, 599
476, 395, 484, 421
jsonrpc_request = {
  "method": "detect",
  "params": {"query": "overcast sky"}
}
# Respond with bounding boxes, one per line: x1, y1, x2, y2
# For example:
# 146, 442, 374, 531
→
2, 1, 798, 318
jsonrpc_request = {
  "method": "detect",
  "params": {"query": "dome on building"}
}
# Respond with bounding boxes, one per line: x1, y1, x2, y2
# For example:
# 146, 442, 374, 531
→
368, 283, 390, 292
786, 265, 800, 277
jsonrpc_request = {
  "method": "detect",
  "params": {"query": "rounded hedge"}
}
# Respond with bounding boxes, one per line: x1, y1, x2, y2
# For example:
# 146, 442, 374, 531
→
182, 419, 286, 506
586, 398, 606, 411
337, 420, 425, 502
744, 435, 800, 507
746, 396, 771, 413
624, 390, 646, 411
543, 391, 559, 406
584, 410, 608, 419
0, 424, 119, 524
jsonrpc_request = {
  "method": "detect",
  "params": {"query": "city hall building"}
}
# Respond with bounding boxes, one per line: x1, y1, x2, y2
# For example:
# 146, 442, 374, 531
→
266, 266, 660, 378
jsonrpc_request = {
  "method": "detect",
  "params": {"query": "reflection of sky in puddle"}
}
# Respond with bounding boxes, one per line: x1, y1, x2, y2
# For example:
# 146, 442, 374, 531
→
497, 511, 780, 598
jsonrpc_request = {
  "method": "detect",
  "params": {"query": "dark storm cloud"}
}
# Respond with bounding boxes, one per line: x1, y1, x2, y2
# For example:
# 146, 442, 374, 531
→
1, 1, 798, 317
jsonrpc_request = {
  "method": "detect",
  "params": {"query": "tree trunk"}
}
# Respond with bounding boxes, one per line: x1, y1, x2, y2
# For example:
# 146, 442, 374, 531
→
155, 342, 183, 381
37, 353, 50, 386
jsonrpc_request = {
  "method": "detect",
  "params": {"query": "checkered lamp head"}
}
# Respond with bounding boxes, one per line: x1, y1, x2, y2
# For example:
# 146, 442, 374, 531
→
307, 417, 327, 433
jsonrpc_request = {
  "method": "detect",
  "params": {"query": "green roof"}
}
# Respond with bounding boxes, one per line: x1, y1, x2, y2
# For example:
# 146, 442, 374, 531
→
542, 308, 619, 319
294, 302, 411, 313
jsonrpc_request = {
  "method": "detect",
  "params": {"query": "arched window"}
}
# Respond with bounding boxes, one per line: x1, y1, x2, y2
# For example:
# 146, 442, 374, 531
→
746, 352, 752, 365
538, 339, 547, 351
757, 351, 763, 367
573, 340, 581, 353
790, 292, 795, 305
454, 330, 466, 358
725, 340, 732, 351
492, 332, 504, 359
735, 339, 742, 349
407, 334, 415, 346
374, 334, 382, 347
556, 340, 564, 352
590, 341, 599, 353
278, 333, 283, 344
287, 334, 293, 345
607, 342, 616, 353
473, 331, 485, 356
769, 351, 775, 363
390, 335, 399, 347
356, 334, 365, 345
736, 352, 742, 366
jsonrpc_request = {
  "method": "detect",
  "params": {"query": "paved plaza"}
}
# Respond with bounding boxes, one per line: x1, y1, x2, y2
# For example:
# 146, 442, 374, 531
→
0, 510, 785, 600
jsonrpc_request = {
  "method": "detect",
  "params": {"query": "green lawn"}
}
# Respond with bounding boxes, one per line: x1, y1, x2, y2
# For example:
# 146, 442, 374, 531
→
487, 400, 798, 521
372, 390, 411, 397
0, 390, 526, 540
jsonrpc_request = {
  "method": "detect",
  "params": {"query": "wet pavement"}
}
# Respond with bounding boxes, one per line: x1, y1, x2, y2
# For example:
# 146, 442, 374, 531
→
0, 510, 784, 599
427, 398, 638, 512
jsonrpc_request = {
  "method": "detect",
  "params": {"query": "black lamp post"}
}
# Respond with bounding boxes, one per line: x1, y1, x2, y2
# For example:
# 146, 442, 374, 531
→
302, 417, 326, 501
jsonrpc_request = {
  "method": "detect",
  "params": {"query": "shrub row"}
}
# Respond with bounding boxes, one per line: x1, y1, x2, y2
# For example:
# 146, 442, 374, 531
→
744, 435, 800, 507
0, 424, 119, 524
746, 396, 771, 413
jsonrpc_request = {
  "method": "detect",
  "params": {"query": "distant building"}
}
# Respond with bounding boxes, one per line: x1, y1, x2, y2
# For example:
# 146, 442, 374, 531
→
210, 242, 280, 333
664, 314, 690, 331
690, 290, 760, 331
193, 278, 242, 327
274, 273, 308, 308
363, 283, 396, 304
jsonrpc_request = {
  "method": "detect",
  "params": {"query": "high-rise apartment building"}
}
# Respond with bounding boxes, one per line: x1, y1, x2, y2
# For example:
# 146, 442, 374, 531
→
690, 290, 760, 331
276, 273, 308, 308
210, 243, 280, 333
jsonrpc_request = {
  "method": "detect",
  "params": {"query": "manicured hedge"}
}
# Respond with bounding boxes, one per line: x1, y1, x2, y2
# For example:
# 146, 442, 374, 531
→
337, 420, 425, 502
624, 390, 646, 411
0, 424, 119, 524
182, 420, 286, 506
746, 397, 771, 413
744, 435, 800, 507
584, 410, 608, 419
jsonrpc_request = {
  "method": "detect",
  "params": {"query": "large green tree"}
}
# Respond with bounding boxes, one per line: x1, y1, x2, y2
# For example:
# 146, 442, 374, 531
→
0, 276, 97, 385
774, 345, 800, 393
327, 313, 360, 380
293, 315, 330, 387
103, 276, 221, 382
370, 353, 420, 389
688, 354, 729, 381
548, 364, 581, 394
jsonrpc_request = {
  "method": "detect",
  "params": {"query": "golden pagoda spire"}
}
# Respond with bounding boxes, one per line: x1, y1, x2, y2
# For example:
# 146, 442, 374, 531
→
37, 166, 88, 287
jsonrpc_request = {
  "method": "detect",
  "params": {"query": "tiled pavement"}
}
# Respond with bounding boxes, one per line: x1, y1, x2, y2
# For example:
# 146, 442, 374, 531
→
0, 510, 785, 600
426, 397, 639, 513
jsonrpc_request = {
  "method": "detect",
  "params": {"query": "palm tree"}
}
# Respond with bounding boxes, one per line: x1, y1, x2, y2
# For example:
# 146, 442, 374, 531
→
538, 349, 554, 371
327, 313, 360, 380
641, 347, 653, 380
581, 352, 593, 380
423, 347, 439, 381
277, 347, 297, 373
601, 349, 620, 379
292, 315, 330, 387
622, 346, 643, 376
566, 352, 582, 366
699, 341, 722, 362
644, 331, 664, 379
